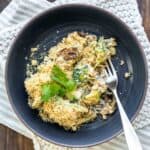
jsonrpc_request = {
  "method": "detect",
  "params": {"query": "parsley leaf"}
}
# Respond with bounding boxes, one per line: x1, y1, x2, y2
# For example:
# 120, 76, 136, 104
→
41, 82, 61, 102
41, 65, 77, 102
51, 65, 76, 91
51, 65, 68, 86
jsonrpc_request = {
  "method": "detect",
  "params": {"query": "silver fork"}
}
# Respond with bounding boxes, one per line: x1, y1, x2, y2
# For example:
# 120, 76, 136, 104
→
105, 58, 142, 150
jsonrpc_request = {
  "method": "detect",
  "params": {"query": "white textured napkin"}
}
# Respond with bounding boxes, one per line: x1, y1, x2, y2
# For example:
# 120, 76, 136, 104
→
0, 0, 150, 150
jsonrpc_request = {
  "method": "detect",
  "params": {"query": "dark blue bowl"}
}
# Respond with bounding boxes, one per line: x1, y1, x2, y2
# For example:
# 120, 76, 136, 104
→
5, 4, 148, 147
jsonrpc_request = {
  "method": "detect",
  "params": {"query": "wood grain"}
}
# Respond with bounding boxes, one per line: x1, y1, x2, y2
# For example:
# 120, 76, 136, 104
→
0, 125, 6, 150
0, 125, 33, 150
137, 0, 150, 29
0, 0, 10, 12
0, 0, 150, 150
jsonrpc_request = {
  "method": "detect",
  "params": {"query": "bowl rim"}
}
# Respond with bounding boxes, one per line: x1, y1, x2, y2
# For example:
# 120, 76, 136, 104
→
5, 3, 148, 148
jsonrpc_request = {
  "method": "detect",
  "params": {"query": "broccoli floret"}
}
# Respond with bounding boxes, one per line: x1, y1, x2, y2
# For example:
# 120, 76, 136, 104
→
73, 65, 88, 84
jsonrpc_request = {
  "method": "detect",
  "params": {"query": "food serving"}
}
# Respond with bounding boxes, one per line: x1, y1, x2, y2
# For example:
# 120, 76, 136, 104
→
6, 5, 147, 147
24, 31, 117, 131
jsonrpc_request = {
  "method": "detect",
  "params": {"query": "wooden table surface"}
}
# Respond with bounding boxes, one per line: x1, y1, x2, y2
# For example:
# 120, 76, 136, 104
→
0, 0, 150, 150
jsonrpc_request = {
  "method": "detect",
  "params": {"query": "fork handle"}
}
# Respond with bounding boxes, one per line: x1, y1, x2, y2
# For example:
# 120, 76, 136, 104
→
113, 90, 143, 150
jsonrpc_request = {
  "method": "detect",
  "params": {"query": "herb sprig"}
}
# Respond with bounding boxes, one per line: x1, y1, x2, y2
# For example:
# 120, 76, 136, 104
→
41, 65, 76, 102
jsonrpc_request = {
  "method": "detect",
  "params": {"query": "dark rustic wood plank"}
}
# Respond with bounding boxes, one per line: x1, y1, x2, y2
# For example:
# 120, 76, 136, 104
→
23, 137, 34, 150
137, 0, 150, 29
0, 125, 33, 150
0, 125, 6, 150
137, 0, 144, 17
0, 0, 11, 12
6, 126, 33, 150
6, 128, 20, 150
145, 29, 150, 40
143, 0, 150, 28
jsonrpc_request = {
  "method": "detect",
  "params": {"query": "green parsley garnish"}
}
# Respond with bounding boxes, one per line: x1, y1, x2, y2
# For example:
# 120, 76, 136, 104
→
41, 82, 61, 102
41, 65, 76, 102
51, 65, 76, 91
